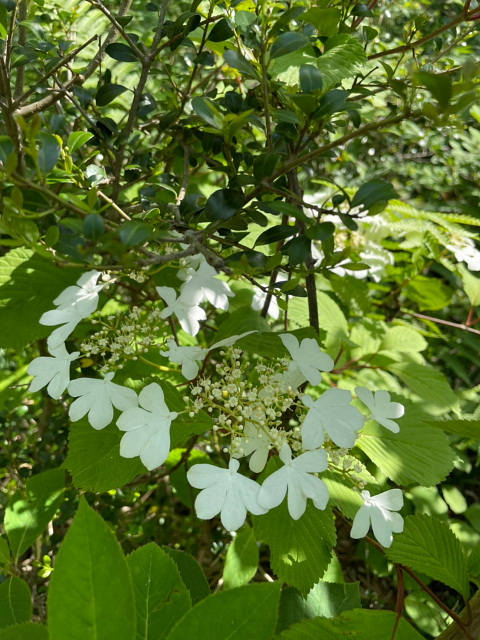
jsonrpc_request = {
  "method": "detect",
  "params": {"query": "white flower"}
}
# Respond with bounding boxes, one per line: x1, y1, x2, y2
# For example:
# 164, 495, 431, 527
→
251, 289, 280, 319
178, 260, 234, 310
40, 306, 86, 350
156, 286, 206, 336
447, 237, 480, 271
350, 489, 404, 548
117, 382, 178, 470
257, 444, 329, 520
279, 333, 334, 386
355, 387, 404, 433
53, 270, 105, 315
68, 372, 138, 430
28, 343, 79, 399
302, 388, 365, 449
187, 458, 267, 531
232, 422, 272, 473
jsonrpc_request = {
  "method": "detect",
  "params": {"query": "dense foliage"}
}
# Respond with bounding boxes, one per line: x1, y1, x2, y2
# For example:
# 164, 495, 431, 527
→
2, 0, 480, 638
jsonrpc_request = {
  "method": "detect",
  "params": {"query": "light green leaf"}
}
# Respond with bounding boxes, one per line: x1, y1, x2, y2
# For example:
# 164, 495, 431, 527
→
65, 419, 146, 493
5, 469, 65, 561
322, 470, 365, 520
126, 544, 191, 640
67, 131, 94, 154
423, 418, 480, 439
162, 547, 210, 605
191, 97, 224, 129
0, 577, 32, 630
387, 515, 470, 599
0, 624, 49, 640
223, 528, 259, 589
387, 362, 458, 410
404, 275, 453, 311
48, 497, 135, 640
317, 291, 349, 349
459, 264, 480, 306
316, 34, 367, 92
301, 8, 341, 36
277, 609, 425, 639
357, 419, 455, 486
166, 582, 281, 640
253, 502, 336, 595
380, 326, 427, 353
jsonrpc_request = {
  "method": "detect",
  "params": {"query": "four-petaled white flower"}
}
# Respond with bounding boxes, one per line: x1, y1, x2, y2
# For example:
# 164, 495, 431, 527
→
53, 270, 105, 315
187, 458, 268, 531
350, 489, 404, 548
117, 382, 178, 470
279, 333, 334, 387
40, 306, 87, 350
178, 260, 234, 311
302, 388, 365, 449
68, 372, 138, 430
257, 444, 329, 520
355, 387, 404, 433
156, 286, 206, 336
28, 343, 80, 399
447, 237, 480, 271
232, 422, 272, 473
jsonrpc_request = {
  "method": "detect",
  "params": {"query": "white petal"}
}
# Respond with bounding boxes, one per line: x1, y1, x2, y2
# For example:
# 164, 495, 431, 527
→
286, 474, 307, 520
236, 476, 267, 516
138, 383, 166, 413
46, 369, 70, 399
355, 386, 374, 411
211, 331, 256, 350
300, 364, 322, 386
156, 286, 177, 306
258, 469, 288, 509
370, 488, 403, 511
350, 505, 371, 539
88, 396, 114, 430
108, 383, 138, 411
139, 429, 171, 470
301, 408, 325, 450
370, 507, 394, 547
292, 449, 328, 474
220, 487, 248, 531
194, 484, 227, 520
117, 407, 150, 431
248, 447, 269, 473
187, 463, 226, 489
376, 417, 400, 433
182, 359, 200, 380
279, 333, 299, 355
299, 473, 329, 511
68, 377, 97, 397
68, 394, 93, 423
120, 428, 152, 458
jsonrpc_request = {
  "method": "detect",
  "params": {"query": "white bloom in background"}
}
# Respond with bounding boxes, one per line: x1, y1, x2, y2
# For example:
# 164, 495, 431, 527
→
68, 372, 138, 430
302, 388, 365, 449
117, 382, 178, 470
447, 237, 480, 271
232, 422, 272, 473
178, 260, 234, 310
28, 343, 79, 399
53, 270, 105, 315
279, 333, 334, 387
40, 306, 86, 350
258, 444, 329, 520
355, 387, 404, 433
251, 288, 280, 319
156, 286, 207, 336
350, 489, 404, 548
187, 458, 268, 531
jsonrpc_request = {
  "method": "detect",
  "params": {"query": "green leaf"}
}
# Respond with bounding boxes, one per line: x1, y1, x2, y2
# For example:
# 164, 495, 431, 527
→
223, 528, 259, 589
119, 220, 152, 246
83, 214, 105, 240
253, 502, 336, 595
415, 71, 452, 110
277, 609, 425, 639
0, 577, 32, 629
126, 544, 191, 640
316, 34, 367, 91
322, 470, 365, 520
299, 64, 323, 93
387, 362, 458, 410
105, 42, 139, 62
5, 469, 65, 561
270, 33, 309, 60
317, 291, 349, 349
351, 180, 397, 214
0, 135, 14, 164
403, 275, 453, 311
205, 189, 244, 221
0, 624, 49, 640
387, 515, 469, 599
96, 83, 129, 107
255, 224, 299, 246
282, 236, 311, 265
208, 18, 234, 42
423, 418, 480, 440
253, 152, 281, 181
166, 582, 281, 640
48, 498, 135, 640
459, 264, 480, 306
302, 8, 341, 36
162, 547, 210, 605
66, 419, 146, 492
224, 50, 259, 79
313, 89, 349, 118
191, 96, 223, 129
67, 131, 94, 154
37, 132, 61, 174
357, 419, 455, 486
380, 326, 427, 353
0, 536, 10, 565
0, 248, 82, 348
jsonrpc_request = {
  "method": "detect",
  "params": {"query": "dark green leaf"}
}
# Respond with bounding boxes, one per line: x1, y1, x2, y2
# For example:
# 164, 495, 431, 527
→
96, 83, 128, 107
0, 577, 32, 629
282, 235, 311, 265
105, 42, 138, 62
270, 33, 309, 60
253, 152, 281, 181
37, 132, 61, 173
119, 220, 152, 246
83, 214, 105, 240
350, 179, 397, 214
255, 224, 299, 246
191, 96, 223, 129
224, 50, 259, 79
351, 3, 374, 16
0, 624, 49, 640
415, 71, 452, 110
205, 189, 244, 221
0, 136, 14, 164
163, 547, 210, 604
301, 8, 341, 36
299, 65, 323, 93
313, 89, 349, 118
208, 18, 234, 42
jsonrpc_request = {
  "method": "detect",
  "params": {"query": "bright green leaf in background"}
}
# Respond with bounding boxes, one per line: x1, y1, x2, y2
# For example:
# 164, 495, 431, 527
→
223, 528, 259, 589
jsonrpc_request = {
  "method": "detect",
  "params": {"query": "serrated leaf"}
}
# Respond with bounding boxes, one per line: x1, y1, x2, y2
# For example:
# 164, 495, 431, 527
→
387, 362, 458, 410
387, 515, 469, 598
423, 419, 480, 440
65, 420, 146, 492
357, 419, 455, 486
0, 624, 49, 640
5, 469, 65, 561
162, 547, 210, 604
404, 275, 453, 311
67, 131, 94, 154
48, 498, 135, 640
270, 33, 309, 60
205, 188, 244, 221
127, 544, 191, 640
380, 326, 427, 353
0, 577, 32, 629
317, 291, 349, 349
316, 34, 367, 91
105, 42, 138, 62
96, 83, 128, 107
322, 470, 364, 520
223, 528, 259, 589
301, 8, 341, 37
253, 502, 336, 595
166, 582, 281, 640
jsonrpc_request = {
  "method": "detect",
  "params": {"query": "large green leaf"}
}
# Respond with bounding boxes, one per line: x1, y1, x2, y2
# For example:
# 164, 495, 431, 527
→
5, 469, 65, 561
162, 548, 210, 605
166, 582, 281, 640
277, 609, 425, 639
317, 291, 349, 350
424, 418, 480, 439
316, 34, 367, 92
387, 362, 459, 411
387, 515, 470, 599
126, 544, 191, 640
380, 326, 427, 353
223, 527, 259, 589
0, 624, 49, 640
65, 419, 146, 492
224, 50, 259, 79
48, 497, 135, 640
357, 419, 455, 486
350, 180, 397, 215
270, 33, 309, 60
253, 502, 336, 595
0, 577, 32, 629
0, 248, 81, 347
205, 189, 244, 221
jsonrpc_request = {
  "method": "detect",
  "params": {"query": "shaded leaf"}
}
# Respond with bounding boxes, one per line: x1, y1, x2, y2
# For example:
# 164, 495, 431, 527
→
270, 33, 309, 60
205, 189, 244, 221
96, 83, 128, 107
0, 577, 32, 630
105, 42, 138, 62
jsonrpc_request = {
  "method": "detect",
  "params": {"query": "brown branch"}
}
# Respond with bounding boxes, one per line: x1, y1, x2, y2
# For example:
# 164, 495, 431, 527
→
402, 309, 480, 336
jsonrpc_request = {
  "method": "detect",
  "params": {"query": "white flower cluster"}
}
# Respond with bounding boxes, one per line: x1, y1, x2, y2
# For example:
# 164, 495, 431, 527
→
27, 268, 406, 548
